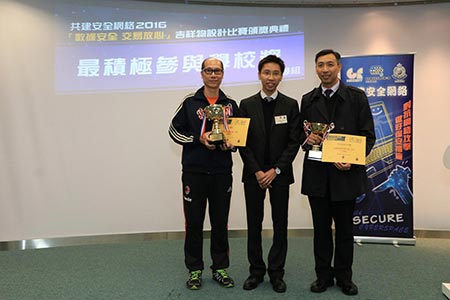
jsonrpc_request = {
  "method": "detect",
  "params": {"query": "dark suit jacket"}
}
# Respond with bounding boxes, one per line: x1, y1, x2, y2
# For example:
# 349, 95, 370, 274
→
239, 92, 301, 185
299, 81, 376, 201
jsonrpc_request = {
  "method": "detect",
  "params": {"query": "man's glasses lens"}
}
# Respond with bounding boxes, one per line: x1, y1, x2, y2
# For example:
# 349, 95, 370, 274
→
203, 68, 223, 75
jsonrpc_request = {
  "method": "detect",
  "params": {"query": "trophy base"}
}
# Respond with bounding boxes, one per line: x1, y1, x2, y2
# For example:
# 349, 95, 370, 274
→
209, 133, 224, 145
308, 150, 322, 161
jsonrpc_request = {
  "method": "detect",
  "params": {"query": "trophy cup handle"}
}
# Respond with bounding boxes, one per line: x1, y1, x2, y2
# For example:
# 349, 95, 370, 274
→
319, 122, 335, 147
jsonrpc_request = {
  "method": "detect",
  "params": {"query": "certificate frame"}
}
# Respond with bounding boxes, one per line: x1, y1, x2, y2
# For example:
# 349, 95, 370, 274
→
322, 133, 366, 165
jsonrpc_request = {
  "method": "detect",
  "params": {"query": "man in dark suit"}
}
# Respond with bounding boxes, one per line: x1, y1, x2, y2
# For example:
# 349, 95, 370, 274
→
239, 55, 300, 293
300, 49, 375, 296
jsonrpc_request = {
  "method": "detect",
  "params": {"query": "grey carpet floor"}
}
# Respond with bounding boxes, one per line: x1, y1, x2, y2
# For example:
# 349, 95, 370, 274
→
0, 237, 449, 300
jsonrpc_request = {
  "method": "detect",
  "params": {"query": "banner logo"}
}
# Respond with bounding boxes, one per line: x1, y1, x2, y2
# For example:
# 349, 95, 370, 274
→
346, 67, 363, 82
366, 65, 390, 83
369, 65, 384, 77
392, 63, 407, 82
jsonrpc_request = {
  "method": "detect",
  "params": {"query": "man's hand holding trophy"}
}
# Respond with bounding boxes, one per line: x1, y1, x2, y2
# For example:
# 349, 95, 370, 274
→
200, 104, 235, 151
303, 120, 335, 161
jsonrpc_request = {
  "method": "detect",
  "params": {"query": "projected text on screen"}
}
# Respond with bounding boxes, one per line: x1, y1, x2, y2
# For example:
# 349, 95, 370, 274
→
55, 3, 305, 93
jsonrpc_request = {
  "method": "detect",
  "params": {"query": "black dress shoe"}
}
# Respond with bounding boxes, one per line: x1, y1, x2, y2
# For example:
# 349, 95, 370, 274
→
310, 278, 334, 293
337, 280, 358, 296
243, 275, 263, 290
270, 278, 287, 293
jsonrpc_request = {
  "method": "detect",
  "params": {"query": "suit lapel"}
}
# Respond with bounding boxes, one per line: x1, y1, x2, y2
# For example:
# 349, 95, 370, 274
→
252, 94, 266, 137
273, 94, 286, 131
273, 94, 283, 117
312, 88, 329, 122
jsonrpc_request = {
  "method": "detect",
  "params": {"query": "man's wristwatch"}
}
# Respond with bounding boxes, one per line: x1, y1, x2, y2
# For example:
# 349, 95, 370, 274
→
275, 167, 281, 175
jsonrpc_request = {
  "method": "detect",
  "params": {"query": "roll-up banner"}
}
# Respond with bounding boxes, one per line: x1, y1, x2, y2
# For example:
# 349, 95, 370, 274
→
340, 54, 415, 245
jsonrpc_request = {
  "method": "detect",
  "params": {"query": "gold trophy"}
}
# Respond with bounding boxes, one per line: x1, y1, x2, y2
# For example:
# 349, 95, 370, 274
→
204, 104, 226, 145
304, 121, 335, 161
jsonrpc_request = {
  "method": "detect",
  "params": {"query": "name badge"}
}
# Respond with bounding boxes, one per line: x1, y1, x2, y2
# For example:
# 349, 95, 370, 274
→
274, 115, 288, 125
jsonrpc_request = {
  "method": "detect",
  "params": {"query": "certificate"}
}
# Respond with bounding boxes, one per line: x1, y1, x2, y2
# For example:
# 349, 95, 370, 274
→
321, 133, 366, 165
219, 117, 250, 147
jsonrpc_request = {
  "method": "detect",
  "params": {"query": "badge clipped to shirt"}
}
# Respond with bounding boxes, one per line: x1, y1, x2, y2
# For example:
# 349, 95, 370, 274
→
274, 115, 288, 125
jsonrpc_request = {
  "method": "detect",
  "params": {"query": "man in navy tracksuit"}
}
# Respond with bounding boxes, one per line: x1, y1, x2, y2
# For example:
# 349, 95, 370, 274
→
169, 58, 239, 290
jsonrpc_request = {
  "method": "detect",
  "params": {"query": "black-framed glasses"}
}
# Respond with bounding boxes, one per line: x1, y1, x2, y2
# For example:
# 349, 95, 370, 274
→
202, 68, 223, 75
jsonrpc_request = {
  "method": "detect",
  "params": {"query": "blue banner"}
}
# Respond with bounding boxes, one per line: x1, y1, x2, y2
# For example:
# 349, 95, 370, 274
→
340, 54, 414, 239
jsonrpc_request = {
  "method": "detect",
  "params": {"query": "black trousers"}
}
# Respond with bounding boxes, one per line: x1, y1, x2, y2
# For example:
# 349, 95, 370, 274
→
308, 196, 355, 283
182, 172, 232, 272
244, 183, 289, 280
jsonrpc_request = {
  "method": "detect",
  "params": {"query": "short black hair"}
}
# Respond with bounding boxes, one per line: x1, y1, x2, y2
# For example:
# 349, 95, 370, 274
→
201, 57, 224, 70
258, 55, 285, 74
315, 49, 341, 63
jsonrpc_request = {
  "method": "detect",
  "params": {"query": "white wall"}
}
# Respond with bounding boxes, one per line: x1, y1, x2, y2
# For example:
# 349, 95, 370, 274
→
1, 0, 449, 241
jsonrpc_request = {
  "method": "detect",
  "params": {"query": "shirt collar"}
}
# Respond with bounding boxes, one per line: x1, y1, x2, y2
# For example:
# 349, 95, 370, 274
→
260, 90, 279, 101
321, 81, 340, 97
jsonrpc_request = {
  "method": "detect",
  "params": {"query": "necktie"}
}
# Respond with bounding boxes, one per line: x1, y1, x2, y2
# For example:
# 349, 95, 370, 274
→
265, 96, 273, 102
324, 89, 333, 99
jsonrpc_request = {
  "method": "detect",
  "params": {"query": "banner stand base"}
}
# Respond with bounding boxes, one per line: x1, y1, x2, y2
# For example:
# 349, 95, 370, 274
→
443, 283, 450, 299
354, 236, 416, 246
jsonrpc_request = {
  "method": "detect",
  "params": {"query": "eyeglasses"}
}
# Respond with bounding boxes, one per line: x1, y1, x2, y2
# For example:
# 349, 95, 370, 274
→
202, 68, 223, 75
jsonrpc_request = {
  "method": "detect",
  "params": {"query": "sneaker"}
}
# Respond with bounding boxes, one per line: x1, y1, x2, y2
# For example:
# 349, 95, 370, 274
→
186, 270, 202, 290
212, 269, 234, 288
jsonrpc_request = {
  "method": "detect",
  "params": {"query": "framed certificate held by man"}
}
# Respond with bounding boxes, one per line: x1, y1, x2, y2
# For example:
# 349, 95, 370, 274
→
220, 117, 250, 147
321, 133, 367, 165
